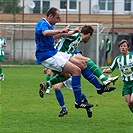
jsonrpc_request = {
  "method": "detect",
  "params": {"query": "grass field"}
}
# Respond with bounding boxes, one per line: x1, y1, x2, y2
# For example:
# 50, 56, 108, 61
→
0, 65, 133, 133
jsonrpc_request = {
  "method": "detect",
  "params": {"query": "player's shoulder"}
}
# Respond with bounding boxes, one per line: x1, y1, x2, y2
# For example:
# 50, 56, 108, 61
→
129, 52, 133, 55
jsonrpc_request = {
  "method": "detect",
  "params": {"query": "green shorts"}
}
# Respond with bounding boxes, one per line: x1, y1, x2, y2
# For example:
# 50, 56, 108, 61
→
122, 80, 133, 96
0, 55, 4, 62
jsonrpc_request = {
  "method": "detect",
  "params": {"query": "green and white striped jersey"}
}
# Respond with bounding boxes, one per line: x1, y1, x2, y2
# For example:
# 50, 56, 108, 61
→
110, 52, 133, 81
0, 37, 6, 56
55, 32, 82, 55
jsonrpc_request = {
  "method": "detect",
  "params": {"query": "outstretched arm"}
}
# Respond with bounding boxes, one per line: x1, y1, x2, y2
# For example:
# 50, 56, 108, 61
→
54, 26, 81, 39
43, 25, 71, 38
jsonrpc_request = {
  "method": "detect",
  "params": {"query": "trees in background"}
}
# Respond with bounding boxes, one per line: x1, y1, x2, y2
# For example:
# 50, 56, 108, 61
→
0, 0, 22, 13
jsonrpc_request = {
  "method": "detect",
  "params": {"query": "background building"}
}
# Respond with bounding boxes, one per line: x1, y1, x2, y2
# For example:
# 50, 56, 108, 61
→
19, 0, 133, 15
0, 0, 133, 66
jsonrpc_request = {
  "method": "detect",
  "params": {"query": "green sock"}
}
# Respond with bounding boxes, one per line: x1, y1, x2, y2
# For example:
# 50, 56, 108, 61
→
46, 75, 51, 90
129, 107, 133, 113
86, 60, 108, 82
46, 75, 51, 82
0, 67, 2, 75
46, 74, 66, 88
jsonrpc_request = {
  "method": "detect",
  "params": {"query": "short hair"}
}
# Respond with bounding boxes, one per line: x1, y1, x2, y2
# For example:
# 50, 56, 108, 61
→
46, 7, 60, 17
118, 39, 129, 48
80, 25, 94, 36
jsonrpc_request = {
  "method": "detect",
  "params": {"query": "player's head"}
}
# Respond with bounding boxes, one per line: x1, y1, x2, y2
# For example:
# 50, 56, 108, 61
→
46, 7, 60, 25
80, 25, 94, 43
118, 39, 129, 55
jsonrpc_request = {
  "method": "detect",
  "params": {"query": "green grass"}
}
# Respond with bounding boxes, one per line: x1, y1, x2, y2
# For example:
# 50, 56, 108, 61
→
0, 66, 133, 133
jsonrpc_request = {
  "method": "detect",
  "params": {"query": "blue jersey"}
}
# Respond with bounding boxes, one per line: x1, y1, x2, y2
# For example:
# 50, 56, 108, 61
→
35, 18, 58, 64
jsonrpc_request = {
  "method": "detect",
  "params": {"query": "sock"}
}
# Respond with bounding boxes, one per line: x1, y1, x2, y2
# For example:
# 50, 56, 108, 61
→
129, 107, 133, 113
86, 60, 108, 82
46, 75, 51, 82
46, 75, 51, 90
72, 76, 82, 104
46, 74, 66, 88
0, 67, 2, 75
81, 67, 103, 90
81, 93, 87, 100
55, 90, 66, 109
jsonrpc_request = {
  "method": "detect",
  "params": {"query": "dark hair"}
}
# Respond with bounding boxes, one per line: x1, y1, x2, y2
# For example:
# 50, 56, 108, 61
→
80, 25, 94, 36
118, 39, 129, 48
46, 7, 60, 17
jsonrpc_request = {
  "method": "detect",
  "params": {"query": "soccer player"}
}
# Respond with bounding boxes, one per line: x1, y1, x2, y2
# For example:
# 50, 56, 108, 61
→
54, 25, 119, 91
0, 30, 6, 80
35, 7, 93, 110
43, 68, 52, 94
103, 39, 133, 113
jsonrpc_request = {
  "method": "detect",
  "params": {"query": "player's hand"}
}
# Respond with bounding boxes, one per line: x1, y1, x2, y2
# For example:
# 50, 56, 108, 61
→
73, 26, 81, 34
102, 69, 106, 73
60, 25, 71, 33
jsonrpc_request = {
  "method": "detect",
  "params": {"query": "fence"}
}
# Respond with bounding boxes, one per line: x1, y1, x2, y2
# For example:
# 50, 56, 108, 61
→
0, 23, 100, 66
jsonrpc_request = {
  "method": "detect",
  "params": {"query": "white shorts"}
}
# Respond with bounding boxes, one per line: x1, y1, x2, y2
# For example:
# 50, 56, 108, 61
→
63, 77, 73, 90
41, 52, 71, 72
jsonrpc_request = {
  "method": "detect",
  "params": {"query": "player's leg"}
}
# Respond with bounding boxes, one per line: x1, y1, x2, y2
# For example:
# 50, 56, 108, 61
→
0, 55, 4, 80
123, 83, 133, 113
124, 94, 133, 113
130, 93, 133, 113
54, 83, 68, 117
45, 69, 52, 94
41, 52, 92, 109
39, 73, 69, 98
74, 53, 119, 85
70, 56, 116, 94
61, 77, 93, 118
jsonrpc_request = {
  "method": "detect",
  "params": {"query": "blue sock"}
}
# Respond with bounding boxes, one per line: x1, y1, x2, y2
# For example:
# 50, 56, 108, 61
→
81, 67, 103, 90
72, 76, 82, 104
55, 90, 66, 109
81, 93, 87, 100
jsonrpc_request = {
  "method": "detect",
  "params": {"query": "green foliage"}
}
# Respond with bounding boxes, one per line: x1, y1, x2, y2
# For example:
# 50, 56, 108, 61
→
0, 0, 22, 13
0, 66, 133, 133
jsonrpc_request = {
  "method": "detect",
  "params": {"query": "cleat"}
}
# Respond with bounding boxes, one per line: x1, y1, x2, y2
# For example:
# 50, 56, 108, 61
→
86, 108, 92, 118
58, 108, 68, 117
46, 88, 50, 94
0, 74, 4, 81
108, 76, 119, 85
103, 76, 119, 86
75, 99, 94, 109
97, 85, 116, 95
39, 82, 47, 98
103, 80, 111, 86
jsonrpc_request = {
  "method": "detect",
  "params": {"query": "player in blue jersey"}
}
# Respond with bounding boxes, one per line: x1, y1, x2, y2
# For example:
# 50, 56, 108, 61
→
35, 7, 93, 110
103, 39, 133, 113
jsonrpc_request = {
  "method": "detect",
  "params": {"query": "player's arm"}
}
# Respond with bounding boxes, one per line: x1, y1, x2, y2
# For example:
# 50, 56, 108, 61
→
54, 26, 81, 39
43, 25, 70, 38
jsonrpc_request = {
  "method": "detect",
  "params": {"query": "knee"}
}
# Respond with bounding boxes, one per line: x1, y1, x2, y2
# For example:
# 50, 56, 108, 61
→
131, 100, 133, 107
127, 101, 133, 108
54, 84, 60, 91
73, 66, 81, 75
79, 60, 86, 69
